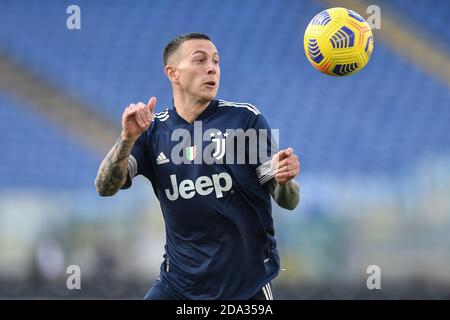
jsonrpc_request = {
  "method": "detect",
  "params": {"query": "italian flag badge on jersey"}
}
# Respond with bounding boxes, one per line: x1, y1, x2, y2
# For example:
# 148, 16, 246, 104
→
185, 145, 196, 161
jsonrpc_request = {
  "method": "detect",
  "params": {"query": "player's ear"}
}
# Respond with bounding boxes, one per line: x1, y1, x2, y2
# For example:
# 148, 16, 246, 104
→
165, 64, 179, 83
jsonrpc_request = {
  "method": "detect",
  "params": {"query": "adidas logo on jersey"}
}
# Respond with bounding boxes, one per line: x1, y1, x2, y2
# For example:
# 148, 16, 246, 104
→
156, 152, 170, 165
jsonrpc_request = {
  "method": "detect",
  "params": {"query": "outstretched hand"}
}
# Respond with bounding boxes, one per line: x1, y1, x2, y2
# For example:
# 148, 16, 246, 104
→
121, 97, 157, 141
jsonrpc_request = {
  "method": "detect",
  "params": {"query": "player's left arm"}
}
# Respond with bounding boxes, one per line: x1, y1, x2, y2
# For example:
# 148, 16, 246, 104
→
265, 147, 300, 210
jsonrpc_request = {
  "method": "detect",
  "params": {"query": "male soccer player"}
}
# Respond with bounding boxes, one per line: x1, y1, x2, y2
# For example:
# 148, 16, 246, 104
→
95, 33, 300, 300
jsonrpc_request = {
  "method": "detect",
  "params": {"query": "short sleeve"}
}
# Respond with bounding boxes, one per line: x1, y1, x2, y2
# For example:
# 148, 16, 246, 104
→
121, 132, 151, 189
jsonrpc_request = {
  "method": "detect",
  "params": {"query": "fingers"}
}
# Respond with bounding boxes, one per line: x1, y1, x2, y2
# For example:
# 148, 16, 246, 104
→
273, 149, 300, 183
274, 147, 294, 162
273, 151, 298, 170
274, 163, 296, 175
275, 172, 294, 184
124, 103, 137, 119
142, 97, 155, 123
284, 147, 293, 157
143, 103, 152, 123
147, 96, 157, 113
136, 104, 148, 128
124, 102, 151, 128
126, 98, 156, 122
275, 168, 298, 183
276, 156, 296, 171
274, 157, 299, 175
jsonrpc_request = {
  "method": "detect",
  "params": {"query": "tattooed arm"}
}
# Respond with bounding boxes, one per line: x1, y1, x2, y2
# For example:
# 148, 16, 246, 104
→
94, 97, 157, 196
94, 135, 135, 196
266, 179, 300, 210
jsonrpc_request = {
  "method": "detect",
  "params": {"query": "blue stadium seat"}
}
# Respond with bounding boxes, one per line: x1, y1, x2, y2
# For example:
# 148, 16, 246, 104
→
0, 93, 100, 189
0, 0, 449, 190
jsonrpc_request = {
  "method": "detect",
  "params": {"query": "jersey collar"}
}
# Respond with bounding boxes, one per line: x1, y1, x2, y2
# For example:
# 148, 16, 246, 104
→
171, 99, 218, 126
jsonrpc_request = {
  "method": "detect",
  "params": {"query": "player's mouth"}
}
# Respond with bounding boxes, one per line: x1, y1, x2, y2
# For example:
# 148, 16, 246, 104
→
203, 80, 216, 89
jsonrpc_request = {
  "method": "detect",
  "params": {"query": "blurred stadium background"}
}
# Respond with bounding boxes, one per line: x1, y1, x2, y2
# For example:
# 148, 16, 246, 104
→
0, 0, 449, 299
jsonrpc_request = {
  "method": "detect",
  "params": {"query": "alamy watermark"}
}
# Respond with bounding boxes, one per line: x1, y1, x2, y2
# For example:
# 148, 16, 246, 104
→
366, 5, 381, 30
167, 122, 279, 165
66, 265, 81, 290
66, 5, 81, 30
65, 4, 382, 31
366, 265, 381, 290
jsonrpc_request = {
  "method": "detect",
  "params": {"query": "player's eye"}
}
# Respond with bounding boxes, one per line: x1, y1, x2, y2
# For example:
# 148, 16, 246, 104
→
194, 57, 206, 63
213, 58, 219, 64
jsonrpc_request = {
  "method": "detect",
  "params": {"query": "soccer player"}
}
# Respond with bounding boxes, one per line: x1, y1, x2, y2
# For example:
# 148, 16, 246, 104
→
95, 33, 300, 300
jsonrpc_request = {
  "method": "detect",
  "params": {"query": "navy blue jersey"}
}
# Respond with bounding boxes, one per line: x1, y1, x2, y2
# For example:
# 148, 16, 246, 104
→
122, 99, 280, 299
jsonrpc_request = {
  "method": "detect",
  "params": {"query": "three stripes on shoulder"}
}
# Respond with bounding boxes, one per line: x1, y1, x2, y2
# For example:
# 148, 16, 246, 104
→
153, 100, 261, 123
154, 109, 170, 122
218, 100, 260, 115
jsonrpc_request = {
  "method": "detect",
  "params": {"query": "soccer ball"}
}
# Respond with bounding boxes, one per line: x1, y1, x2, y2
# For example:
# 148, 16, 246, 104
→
304, 7, 374, 76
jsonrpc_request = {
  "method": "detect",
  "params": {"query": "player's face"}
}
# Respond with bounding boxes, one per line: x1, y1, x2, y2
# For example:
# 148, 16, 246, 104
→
176, 39, 220, 102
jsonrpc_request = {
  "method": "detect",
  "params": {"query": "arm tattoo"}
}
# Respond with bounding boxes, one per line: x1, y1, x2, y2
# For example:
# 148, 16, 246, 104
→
266, 179, 300, 210
95, 136, 134, 196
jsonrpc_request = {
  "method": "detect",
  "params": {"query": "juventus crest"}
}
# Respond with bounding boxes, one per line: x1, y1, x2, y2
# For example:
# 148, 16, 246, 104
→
211, 131, 228, 160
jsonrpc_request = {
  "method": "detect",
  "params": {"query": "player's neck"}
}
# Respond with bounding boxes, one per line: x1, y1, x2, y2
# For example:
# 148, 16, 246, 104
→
173, 95, 211, 123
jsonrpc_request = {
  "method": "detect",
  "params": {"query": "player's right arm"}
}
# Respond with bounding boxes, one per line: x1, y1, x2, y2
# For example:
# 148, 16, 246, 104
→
94, 97, 156, 196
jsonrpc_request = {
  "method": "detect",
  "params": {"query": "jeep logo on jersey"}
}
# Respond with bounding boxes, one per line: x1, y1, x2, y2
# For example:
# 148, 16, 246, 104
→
165, 173, 232, 201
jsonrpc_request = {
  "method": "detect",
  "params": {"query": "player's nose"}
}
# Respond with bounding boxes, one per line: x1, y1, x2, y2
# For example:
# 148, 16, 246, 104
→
207, 62, 218, 75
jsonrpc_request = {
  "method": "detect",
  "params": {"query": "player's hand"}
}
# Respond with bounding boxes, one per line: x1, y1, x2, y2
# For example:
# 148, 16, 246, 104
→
121, 97, 156, 141
271, 147, 300, 184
